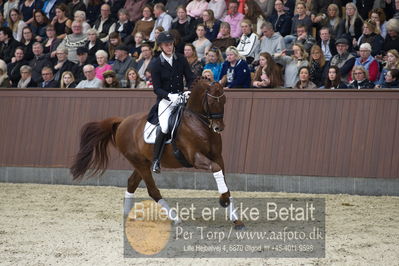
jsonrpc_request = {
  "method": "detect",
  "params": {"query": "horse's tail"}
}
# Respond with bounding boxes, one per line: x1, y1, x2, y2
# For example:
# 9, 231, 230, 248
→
70, 117, 124, 181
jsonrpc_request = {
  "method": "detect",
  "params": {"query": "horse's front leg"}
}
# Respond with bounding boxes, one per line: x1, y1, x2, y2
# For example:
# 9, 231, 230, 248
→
193, 152, 245, 230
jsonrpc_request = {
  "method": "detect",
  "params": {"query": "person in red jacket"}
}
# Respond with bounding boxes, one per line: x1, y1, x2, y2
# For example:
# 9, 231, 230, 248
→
349, 43, 379, 83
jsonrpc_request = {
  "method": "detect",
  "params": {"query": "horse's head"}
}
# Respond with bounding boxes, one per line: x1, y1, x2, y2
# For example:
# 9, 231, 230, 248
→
187, 77, 226, 133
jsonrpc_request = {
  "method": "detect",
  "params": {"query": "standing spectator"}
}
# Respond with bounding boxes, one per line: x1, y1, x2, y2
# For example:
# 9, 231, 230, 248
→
293, 66, 317, 89
21, 26, 35, 61
220, 46, 251, 88
355, 20, 384, 57
274, 43, 309, 88
203, 46, 224, 81
171, 6, 197, 44
7, 47, 28, 86
255, 0, 276, 19
17, 65, 37, 88
329, 38, 356, 82
132, 5, 155, 40
258, 21, 285, 56
200, 9, 220, 42
67, 0, 86, 20
125, 67, 147, 89
186, 0, 208, 19
0, 59, 10, 87
60, 71, 77, 88
93, 4, 116, 43
112, 44, 137, 81
347, 65, 375, 89
95, 50, 112, 81
268, 0, 291, 37
244, 1, 267, 36
85, 29, 106, 65
76, 64, 103, 88
208, 0, 227, 20
8, 9, 27, 42
102, 70, 120, 88
252, 52, 283, 88
376, 49, 399, 85
0, 27, 21, 64
73, 11, 90, 34
52, 47, 78, 82
29, 42, 53, 84
369, 8, 388, 39
351, 43, 379, 82
324, 65, 347, 89
42, 25, 61, 57
149, 3, 173, 41
223, 0, 245, 38
137, 43, 156, 79
116, 9, 134, 42
309, 45, 328, 87
124, 0, 149, 23
318, 27, 337, 61
184, 43, 204, 77
166, 0, 190, 18
212, 22, 237, 53
193, 24, 212, 59
51, 4, 72, 40
338, 3, 363, 45
383, 18, 399, 53
58, 21, 87, 64
30, 10, 49, 42
39, 66, 59, 88
236, 19, 260, 64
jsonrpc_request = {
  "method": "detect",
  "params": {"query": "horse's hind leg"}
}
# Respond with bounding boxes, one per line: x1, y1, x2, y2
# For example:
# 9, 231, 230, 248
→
124, 170, 142, 216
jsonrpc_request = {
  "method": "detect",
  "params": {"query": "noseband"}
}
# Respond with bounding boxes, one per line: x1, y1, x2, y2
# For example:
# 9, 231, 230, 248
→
200, 81, 225, 129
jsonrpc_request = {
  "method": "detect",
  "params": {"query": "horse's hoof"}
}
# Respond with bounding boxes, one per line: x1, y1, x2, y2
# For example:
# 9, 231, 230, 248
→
234, 220, 245, 230
219, 196, 230, 208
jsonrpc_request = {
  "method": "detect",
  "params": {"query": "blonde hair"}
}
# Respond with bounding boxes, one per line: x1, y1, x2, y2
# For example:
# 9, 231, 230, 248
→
345, 3, 363, 33
351, 65, 369, 80
202, 69, 214, 81
225, 46, 245, 60
310, 45, 326, 67
60, 71, 75, 88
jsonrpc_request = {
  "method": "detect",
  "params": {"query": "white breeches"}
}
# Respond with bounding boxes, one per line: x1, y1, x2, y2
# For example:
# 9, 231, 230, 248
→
158, 98, 174, 134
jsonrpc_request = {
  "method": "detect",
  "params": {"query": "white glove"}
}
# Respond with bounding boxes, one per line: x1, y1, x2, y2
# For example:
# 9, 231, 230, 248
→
168, 93, 180, 104
183, 91, 191, 100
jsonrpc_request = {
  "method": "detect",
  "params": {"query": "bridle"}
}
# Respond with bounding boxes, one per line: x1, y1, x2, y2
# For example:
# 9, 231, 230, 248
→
199, 81, 225, 129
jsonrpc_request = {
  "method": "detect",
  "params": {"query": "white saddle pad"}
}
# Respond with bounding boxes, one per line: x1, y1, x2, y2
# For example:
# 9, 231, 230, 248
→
143, 122, 172, 144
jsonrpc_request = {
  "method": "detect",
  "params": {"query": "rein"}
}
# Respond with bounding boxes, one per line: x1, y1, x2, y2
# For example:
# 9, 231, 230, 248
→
199, 82, 225, 129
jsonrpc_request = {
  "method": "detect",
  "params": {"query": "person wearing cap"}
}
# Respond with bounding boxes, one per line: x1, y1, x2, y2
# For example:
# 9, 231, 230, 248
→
351, 43, 379, 82
75, 46, 89, 83
102, 70, 120, 88
148, 31, 194, 174
329, 38, 355, 82
112, 44, 137, 81
76, 64, 103, 88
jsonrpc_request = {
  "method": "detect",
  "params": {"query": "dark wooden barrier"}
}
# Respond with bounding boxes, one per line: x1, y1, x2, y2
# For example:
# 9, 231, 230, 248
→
1, 89, 398, 179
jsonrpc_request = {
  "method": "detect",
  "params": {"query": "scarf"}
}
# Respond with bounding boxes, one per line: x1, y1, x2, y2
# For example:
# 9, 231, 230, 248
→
17, 77, 31, 88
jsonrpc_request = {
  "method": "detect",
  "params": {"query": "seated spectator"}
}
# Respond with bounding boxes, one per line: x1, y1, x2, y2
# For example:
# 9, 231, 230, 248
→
21, 0, 40, 23
40, 66, 59, 88
107, 32, 122, 62
85, 29, 106, 65
223, 0, 245, 38
184, 43, 204, 77
93, 4, 116, 43
252, 52, 283, 88
144, 68, 153, 88
376, 49, 399, 85
289, 2, 312, 36
0, 27, 21, 64
318, 4, 341, 40
68, 0, 86, 21
29, 42, 53, 84
376, 69, 399, 89
58, 21, 87, 64
268, 0, 292, 37
112, 44, 137, 81
369, 8, 388, 39
286, 24, 316, 53
125, 67, 147, 89
309, 45, 328, 87
124, 0, 149, 23
51, 4, 72, 40
17, 65, 37, 88
102, 70, 120, 88
152, 26, 165, 58
171, 5, 197, 44
203, 47, 224, 81
383, 18, 399, 53
244, 1, 266, 36
355, 0, 374, 20
166, 0, 191, 19
0, 59, 10, 87
30, 10, 49, 43
86, 0, 101, 26
149, 3, 173, 42
255, 0, 275, 19
129, 32, 144, 60
347, 65, 375, 89
75, 47, 89, 82
76, 64, 102, 88
318, 27, 337, 62
351, 43, 379, 83
236, 20, 259, 64
74, 11, 90, 34
116, 9, 134, 42
274, 43, 309, 88
7, 47, 28, 87
258, 21, 285, 58
7, 9, 27, 42
42, 25, 61, 57
21, 26, 34, 61
42, 0, 64, 20
324, 65, 348, 89
208, 0, 227, 20
212, 22, 237, 54
329, 38, 355, 82
132, 5, 155, 41
95, 50, 112, 81
293, 66, 317, 89
193, 24, 212, 60
220, 46, 251, 88
186, 0, 208, 19
200, 9, 221, 42
136, 43, 156, 80
60, 71, 77, 88
355, 20, 384, 57
52, 47, 78, 82
202, 69, 215, 81
338, 3, 363, 45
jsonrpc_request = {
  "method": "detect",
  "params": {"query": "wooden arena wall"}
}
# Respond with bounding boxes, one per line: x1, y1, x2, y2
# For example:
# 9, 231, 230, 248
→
0, 89, 398, 179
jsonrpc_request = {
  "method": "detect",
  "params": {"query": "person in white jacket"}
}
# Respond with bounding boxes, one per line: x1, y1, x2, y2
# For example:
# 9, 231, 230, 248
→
236, 19, 259, 64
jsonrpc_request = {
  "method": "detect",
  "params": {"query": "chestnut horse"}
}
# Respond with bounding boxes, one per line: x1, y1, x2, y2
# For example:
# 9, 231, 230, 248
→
70, 77, 244, 229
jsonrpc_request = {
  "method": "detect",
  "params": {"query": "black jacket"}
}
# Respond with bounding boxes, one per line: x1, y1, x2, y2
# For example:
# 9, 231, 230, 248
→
29, 54, 54, 83
171, 16, 198, 44
115, 21, 134, 42
85, 40, 106, 65
348, 79, 375, 89
7, 60, 29, 87
40, 79, 59, 88
93, 17, 116, 40
268, 12, 292, 37
380, 80, 399, 89
52, 60, 78, 82
0, 38, 22, 64
147, 53, 194, 124
317, 39, 337, 58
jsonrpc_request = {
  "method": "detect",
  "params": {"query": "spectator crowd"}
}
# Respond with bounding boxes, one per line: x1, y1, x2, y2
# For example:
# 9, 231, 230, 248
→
1, 0, 399, 89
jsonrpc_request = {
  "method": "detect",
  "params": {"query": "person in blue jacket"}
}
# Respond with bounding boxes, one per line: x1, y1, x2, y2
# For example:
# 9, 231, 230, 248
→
220, 46, 251, 88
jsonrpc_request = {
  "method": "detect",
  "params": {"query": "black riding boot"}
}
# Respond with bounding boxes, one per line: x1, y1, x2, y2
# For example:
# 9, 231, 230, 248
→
151, 130, 167, 173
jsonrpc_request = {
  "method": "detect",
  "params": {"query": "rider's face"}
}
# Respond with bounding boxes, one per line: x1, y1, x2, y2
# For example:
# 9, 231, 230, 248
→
160, 42, 174, 56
